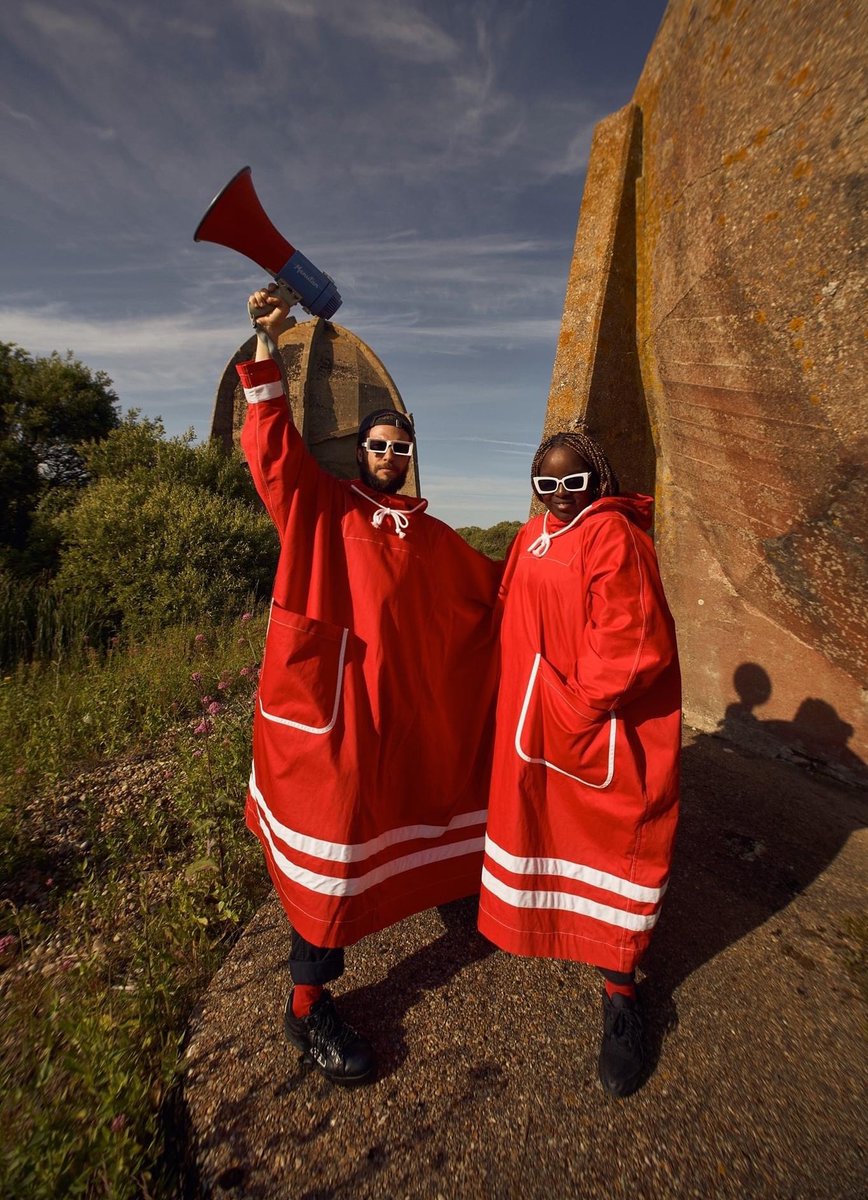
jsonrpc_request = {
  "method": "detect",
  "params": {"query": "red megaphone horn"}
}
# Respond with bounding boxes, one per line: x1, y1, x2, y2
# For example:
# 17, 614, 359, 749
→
194, 167, 342, 320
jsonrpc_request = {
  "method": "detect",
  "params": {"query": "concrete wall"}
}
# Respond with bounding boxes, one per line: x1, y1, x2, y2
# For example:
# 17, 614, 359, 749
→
545, 0, 866, 779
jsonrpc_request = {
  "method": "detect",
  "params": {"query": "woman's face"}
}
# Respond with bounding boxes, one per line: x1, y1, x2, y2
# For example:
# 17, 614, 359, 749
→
534, 445, 599, 521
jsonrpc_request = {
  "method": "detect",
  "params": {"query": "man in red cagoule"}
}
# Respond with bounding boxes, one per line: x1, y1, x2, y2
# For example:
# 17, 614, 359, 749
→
235, 285, 501, 1085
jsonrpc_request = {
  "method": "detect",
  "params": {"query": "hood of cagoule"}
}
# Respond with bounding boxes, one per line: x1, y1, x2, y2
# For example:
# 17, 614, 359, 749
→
547, 492, 654, 533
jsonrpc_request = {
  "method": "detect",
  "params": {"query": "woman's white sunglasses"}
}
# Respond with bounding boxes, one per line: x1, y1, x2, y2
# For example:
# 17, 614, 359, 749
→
362, 437, 414, 457
533, 471, 591, 494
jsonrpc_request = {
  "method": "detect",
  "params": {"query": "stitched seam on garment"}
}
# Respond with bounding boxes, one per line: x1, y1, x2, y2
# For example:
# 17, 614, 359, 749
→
606, 515, 648, 712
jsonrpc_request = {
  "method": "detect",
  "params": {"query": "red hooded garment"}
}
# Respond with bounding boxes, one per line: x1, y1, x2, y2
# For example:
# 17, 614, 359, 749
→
477, 496, 681, 974
237, 357, 501, 949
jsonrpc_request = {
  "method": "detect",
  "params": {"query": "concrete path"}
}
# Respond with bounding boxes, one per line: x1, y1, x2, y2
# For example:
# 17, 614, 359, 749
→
182, 729, 867, 1199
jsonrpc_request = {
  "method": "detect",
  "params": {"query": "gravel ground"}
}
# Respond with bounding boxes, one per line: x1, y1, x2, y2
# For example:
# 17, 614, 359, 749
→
182, 728, 867, 1199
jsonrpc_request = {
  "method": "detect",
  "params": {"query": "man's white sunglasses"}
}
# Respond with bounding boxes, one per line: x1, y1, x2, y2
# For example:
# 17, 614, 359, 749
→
533, 471, 591, 495
362, 437, 414, 457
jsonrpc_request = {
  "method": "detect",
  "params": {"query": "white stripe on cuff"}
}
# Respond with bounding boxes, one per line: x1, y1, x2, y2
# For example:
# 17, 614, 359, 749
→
243, 380, 284, 404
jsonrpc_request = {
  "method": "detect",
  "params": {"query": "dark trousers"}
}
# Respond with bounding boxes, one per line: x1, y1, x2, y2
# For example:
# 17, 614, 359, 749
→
289, 929, 346, 985
598, 966, 635, 985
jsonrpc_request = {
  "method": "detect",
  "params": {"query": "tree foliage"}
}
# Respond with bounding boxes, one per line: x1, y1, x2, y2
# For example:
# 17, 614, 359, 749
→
0, 343, 120, 568
456, 520, 522, 560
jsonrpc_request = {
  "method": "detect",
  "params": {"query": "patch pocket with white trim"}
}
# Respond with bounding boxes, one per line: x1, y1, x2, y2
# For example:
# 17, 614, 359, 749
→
514, 653, 616, 789
258, 604, 349, 734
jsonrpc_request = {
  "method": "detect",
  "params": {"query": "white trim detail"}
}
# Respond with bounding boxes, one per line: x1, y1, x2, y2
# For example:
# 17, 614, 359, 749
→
243, 380, 284, 404
258, 615, 348, 734
481, 867, 659, 933
484, 836, 664, 904
254, 797, 484, 896
514, 653, 616, 788
250, 764, 486, 864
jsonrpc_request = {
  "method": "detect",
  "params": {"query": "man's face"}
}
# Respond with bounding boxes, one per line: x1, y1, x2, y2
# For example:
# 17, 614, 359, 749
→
356, 423, 413, 494
534, 445, 598, 520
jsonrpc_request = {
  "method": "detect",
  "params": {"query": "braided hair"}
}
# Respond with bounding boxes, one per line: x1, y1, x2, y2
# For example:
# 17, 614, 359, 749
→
531, 423, 619, 498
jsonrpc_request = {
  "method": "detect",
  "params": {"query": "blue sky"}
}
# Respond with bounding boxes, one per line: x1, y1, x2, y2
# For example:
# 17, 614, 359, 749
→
0, 1, 665, 526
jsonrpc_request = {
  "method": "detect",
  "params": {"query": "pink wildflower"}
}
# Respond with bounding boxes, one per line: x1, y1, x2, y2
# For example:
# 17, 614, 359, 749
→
194, 633, 206, 644
193, 719, 211, 736
190, 671, 202, 684
110, 1114, 127, 1134
241, 612, 252, 623
200, 695, 212, 706
207, 701, 223, 716
239, 667, 250, 677
192, 748, 204, 758
217, 680, 228, 691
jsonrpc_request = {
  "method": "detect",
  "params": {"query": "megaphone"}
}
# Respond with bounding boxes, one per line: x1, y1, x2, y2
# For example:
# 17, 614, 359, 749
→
194, 166, 342, 320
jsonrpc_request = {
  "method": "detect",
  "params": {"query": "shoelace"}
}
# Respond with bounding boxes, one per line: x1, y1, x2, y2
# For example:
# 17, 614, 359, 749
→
606, 1002, 643, 1051
526, 505, 594, 557
308, 999, 357, 1052
351, 485, 425, 539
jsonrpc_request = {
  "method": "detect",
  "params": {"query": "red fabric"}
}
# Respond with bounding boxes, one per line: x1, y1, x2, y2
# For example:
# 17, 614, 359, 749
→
237, 358, 502, 948
477, 498, 681, 973
291, 984, 323, 1017
603, 978, 637, 1000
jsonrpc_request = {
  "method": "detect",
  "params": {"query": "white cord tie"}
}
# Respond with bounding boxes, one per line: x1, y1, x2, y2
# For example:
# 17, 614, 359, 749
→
351, 485, 425, 539
371, 504, 410, 539
526, 506, 593, 557
527, 528, 552, 557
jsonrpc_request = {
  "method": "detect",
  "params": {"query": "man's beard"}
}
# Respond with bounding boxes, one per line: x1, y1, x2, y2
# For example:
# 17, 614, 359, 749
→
358, 462, 407, 494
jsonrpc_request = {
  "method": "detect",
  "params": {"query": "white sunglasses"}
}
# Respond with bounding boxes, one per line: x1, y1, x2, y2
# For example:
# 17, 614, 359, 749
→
533, 471, 591, 494
362, 437, 414, 457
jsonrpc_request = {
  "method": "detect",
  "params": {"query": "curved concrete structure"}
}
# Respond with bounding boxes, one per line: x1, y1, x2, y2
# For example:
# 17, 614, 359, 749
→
211, 318, 420, 495
545, 0, 866, 777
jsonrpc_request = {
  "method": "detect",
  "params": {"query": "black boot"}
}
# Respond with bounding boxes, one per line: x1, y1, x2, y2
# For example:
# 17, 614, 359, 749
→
598, 990, 645, 1098
284, 988, 375, 1086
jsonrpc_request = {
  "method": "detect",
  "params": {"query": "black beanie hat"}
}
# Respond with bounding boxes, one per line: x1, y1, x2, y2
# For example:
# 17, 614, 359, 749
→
357, 408, 415, 446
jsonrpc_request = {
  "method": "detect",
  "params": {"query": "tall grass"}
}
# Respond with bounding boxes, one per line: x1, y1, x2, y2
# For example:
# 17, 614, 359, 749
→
0, 609, 270, 1198
0, 571, 97, 668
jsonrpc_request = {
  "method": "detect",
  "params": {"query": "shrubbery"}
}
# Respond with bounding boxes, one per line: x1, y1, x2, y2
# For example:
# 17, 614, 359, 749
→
456, 519, 521, 559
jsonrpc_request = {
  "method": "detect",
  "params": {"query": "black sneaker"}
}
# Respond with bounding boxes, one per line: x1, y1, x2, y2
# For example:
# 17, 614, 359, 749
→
284, 988, 375, 1086
598, 990, 645, 1098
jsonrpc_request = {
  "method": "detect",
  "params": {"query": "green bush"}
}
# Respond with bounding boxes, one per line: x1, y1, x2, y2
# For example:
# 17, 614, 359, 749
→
456, 519, 522, 559
51, 475, 277, 639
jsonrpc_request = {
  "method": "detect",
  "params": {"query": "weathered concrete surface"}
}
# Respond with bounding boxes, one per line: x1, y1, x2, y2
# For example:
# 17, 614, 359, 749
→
544, 102, 655, 501
211, 318, 420, 495
545, 0, 867, 774
182, 731, 867, 1198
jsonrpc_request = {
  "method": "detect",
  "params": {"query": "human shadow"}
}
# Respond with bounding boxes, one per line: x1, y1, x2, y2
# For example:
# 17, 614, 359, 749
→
640, 662, 867, 1072
332, 896, 496, 1082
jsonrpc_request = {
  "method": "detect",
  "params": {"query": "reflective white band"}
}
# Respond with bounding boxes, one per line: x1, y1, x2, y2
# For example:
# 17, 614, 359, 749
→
250, 764, 486, 865
255, 798, 483, 896
484, 835, 664, 904
481, 866, 659, 932
243, 380, 284, 404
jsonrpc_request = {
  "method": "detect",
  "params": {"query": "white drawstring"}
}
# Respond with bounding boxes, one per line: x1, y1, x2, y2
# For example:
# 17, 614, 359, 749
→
351, 486, 425, 539
526, 506, 593, 556
371, 504, 410, 538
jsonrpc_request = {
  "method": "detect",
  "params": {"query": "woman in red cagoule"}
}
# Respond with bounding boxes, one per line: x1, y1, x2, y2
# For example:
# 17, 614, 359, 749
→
478, 425, 681, 1098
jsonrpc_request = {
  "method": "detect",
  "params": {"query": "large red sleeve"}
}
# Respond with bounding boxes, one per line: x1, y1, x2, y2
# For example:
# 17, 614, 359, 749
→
570, 514, 678, 720
236, 357, 323, 540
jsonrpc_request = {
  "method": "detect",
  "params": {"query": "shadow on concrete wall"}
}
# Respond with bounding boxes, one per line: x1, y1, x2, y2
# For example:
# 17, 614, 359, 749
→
642, 671, 866, 1071
584, 108, 656, 499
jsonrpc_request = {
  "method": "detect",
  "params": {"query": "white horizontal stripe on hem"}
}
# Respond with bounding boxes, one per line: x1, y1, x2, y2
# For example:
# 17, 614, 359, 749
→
250, 764, 486, 864
481, 867, 659, 933
243, 380, 284, 404
256, 804, 483, 896
485, 835, 663, 904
